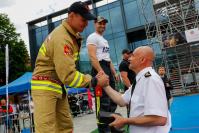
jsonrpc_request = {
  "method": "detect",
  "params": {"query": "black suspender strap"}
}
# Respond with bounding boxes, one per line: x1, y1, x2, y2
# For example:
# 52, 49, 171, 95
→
127, 80, 136, 131
127, 81, 136, 118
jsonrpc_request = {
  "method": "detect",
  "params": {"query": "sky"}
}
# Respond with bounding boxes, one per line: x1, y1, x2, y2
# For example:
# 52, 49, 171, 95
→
0, 0, 84, 54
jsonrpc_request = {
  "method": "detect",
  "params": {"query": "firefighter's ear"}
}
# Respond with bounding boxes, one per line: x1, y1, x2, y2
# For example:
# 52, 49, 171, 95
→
68, 12, 75, 19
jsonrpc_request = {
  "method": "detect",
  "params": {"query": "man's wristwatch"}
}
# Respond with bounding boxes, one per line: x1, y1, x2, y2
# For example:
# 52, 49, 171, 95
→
91, 77, 98, 88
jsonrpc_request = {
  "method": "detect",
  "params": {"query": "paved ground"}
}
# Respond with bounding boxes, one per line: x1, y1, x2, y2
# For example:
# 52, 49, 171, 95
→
73, 106, 127, 133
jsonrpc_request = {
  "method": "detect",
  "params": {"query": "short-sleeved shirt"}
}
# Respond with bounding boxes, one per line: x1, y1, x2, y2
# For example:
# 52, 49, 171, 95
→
122, 67, 171, 133
119, 59, 136, 91
86, 32, 111, 61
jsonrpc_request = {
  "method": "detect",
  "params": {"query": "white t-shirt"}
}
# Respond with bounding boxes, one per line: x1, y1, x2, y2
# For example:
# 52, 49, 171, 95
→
86, 32, 111, 61
122, 67, 171, 133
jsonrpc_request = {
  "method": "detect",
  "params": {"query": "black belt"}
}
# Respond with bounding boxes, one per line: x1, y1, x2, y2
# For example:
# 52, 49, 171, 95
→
99, 60, 110, 66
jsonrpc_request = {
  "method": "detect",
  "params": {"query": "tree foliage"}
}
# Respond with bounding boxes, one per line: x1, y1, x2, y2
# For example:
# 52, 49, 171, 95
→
0, 13, 31, 86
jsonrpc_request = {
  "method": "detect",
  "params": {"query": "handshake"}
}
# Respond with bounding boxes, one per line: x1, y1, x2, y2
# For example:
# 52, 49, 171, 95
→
91, 71, 110, 88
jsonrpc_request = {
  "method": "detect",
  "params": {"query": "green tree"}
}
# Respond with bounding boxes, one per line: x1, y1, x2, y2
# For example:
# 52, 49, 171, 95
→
0, 13, 31, 86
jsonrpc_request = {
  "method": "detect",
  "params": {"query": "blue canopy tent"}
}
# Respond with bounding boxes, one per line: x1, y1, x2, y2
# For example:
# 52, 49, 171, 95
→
67, 87, 87, 95
0, 72, 87, 133
0, 72, 32, 95
0, 72, 87, 95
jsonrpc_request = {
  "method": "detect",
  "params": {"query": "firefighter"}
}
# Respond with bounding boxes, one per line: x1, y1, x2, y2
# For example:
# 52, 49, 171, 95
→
31, 2, 100, 133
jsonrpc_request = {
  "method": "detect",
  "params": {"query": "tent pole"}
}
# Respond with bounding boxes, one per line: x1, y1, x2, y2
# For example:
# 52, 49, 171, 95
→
5, 44, 9, 133
28, 90, 34, 133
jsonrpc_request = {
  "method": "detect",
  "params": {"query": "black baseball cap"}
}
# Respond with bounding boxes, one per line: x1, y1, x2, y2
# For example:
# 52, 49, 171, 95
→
122, 49, 130, 54
68, 1, 96, 20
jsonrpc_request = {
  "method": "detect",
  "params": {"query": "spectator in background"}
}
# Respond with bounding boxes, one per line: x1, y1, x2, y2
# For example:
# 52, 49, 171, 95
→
9, 100, 19, 133
158, 66, 173, 108
87, 16, 119, 133
0, 100, 3, 133
29, 98, 34, 132
0, 99, 3, 114
87, 89, 93, 113
119, 49, 136, 117
0, 98, 13, 133
119, 49, 136, 92
29, 98, 34, 114
9, 100, 17, 114
0, 98, 13, 114
68, 94, 79, 117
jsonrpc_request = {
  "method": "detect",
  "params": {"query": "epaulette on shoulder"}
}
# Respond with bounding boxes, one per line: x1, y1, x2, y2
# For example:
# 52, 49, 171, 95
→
144, 71, 151, 78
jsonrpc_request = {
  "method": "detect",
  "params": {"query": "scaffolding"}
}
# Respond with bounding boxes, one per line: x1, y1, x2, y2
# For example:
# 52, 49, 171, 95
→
140, 0, 199, 96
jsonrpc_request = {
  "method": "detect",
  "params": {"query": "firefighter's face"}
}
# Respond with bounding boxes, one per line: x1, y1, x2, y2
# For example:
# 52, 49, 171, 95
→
70, 13, 88, 32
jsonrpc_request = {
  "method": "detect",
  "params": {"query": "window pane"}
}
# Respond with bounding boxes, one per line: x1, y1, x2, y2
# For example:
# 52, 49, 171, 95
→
35, 26, 48, 50
114, 35, 129, 64
137, 0, 155, 25
54, 21, 61, 28
86, 21, 95, 36
152, 42, 162, 55
108, 39, 117, 64
42, 29, 48, 41
82, 20, 95, 40
124, 1, 141, 29
79, 46, 89, 61
79, 47, 92, 73
109, 6, 124, 33
36, 31, 42, 48
98, 1, 124, 35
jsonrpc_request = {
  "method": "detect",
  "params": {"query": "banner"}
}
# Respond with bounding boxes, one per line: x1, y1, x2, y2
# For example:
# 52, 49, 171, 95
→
185, 28, 199, 43
153, 0, 166, 4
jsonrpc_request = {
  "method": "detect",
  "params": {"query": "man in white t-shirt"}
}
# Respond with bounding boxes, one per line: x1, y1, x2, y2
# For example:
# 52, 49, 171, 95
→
86, 16, 119, 133
98, 46, 171, 133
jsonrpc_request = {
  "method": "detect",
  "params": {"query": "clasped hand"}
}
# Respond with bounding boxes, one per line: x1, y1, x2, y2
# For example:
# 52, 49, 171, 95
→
96, 71, 109, 87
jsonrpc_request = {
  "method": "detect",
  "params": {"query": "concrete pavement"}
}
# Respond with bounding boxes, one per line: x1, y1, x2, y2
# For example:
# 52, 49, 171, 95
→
73, 106, 127, 133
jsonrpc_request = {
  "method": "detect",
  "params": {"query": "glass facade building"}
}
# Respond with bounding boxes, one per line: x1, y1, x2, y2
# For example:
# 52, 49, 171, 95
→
27, 0, 162, 73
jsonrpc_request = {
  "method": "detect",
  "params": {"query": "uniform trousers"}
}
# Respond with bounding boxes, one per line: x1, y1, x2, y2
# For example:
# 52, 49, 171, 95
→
32, 89, 73, 133
92, 60, 117, 133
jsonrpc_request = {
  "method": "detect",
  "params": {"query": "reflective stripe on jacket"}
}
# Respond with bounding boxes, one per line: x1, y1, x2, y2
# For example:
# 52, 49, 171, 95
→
31, 80, 63, 94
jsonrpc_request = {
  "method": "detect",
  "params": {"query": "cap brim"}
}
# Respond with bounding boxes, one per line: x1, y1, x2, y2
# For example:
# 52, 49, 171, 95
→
82, 13, 96, 20
98, 19, 108, 23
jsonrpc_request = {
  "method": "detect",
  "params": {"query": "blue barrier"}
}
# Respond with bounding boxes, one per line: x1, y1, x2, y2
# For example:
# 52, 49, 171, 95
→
170, 94, 199, 133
